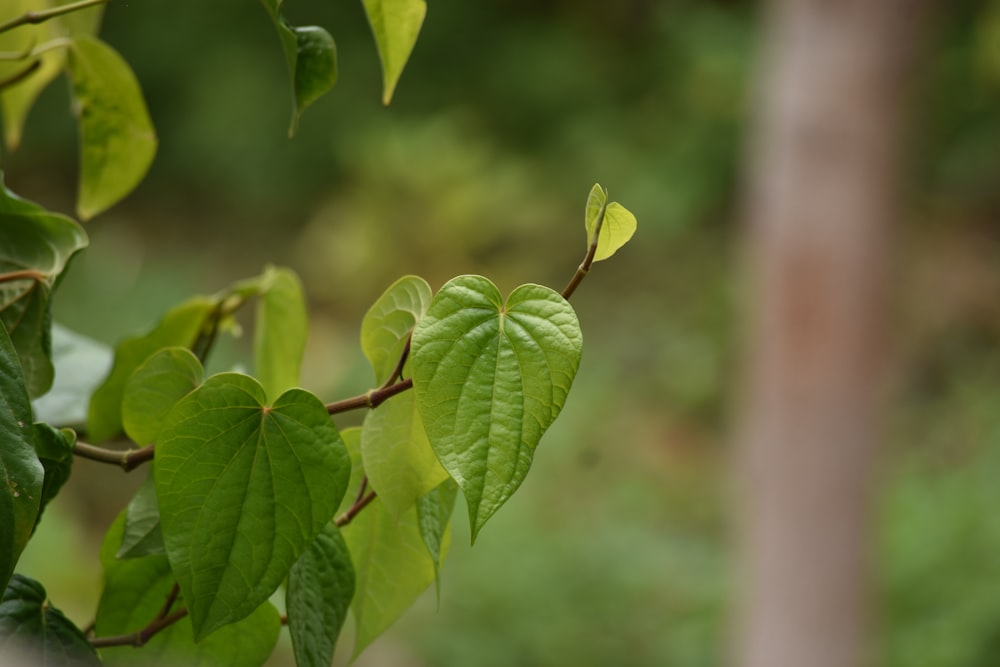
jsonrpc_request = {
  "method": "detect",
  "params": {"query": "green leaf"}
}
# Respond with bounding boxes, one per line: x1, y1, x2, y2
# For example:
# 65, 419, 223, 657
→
66, 36, 157, 220
361, 274, 432, 384
121, 347, 204, 445
254, 265, 307, 401
416, 478, 457, 595
32, 324, 112, 427
0, 177, 89, 398
96, 514, 280, 667
362, 0, 426, 105
155, 373, 350, 639
361, 390, 448, 520
259, 0, 337, 136
0, 574, 100, 666
87, 295, 218, 443
0, 321, 43, 591
287, 523, 354, 667
584, 182, 637, 262
336, 426, 364, 515
343, 498, 447, 659
117, 471, 164, 559
411, 276, 583, 541
31, 422, 75, 533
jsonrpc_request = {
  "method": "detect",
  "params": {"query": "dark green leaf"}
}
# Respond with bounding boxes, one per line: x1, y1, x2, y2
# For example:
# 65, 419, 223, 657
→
254, 265, 307, 401
66, 36, 157, 220
96, 514, 280, 667
0, 574, 99, 666
287, 523, 354, 667
31, 422, 75, 533
155, 373, 350, 639
362, 0, 426, 105
411, 276, 583, 541
360, 274, 431, 384
121, 347, 204, 445
32, 324, 112, 428
0, 177, 88, 398
0, 321, 43, 591
116, 471, 163, 559
87, 295, 218, 443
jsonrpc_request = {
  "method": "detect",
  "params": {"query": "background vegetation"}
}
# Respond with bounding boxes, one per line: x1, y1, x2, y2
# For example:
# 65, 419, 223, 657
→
7, 0, 1000, 664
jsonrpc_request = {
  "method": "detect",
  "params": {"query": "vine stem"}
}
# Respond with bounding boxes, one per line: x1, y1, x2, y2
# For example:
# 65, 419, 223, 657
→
73, 441, 154, 472
0, 0, 109, 35
89, 608, 188, 649
325, 378, 412, 414
562, 199, 606, 301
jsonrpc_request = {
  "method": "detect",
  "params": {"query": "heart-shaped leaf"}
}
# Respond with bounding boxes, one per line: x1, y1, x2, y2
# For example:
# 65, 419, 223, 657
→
122, 347, 204, 446
286, 523, 354, 667
0, 178, 88, 398
362, 0, 426, 105
0, 575, 100, 666
155, 373, 350, 639
96, 514, 280, 667
411, 276, 582, 541
0, 321, 43, 590
361, 275, 431, 384
584, 182, 637, 262
67, 36, 157, 220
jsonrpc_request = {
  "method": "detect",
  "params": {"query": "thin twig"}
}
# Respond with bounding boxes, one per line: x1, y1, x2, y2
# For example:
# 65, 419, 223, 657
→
562, 200, 607, 301
0, 60, 39, 89
380, 336, 412, 389
0, 269, 46, 284
89, 608, 188, 648
0, 0, 109, 35
73, 441, 154, 472
325, 378, 413, 414
155, 583, 180, 621
334, 490, 377, 527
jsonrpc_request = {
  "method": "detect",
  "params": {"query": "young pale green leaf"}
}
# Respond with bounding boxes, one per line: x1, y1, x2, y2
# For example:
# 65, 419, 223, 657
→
96, 514, 280, 667
362, 0, 426, 105
412, 276, 583, 541
32, 324, 112, 427
343, 498, 447, 659
117, 471, 164, 559
416, 478, 458, 598
287, 523, 355, 667
361, 390, 448, 520
155, 373, 350, 639
66, 36, 157, 220
0, 321, 43, 592
361, 274, 432, 384
254, 265, 307, 401
87, 295, 218, 443
258, 0, 337, 136
584, 182, 637, 262
336, 427, 364, 515
121, 347, 204, 445
0, 575, 100, 666
31, 423, 75, 533
0, 178, 89, 398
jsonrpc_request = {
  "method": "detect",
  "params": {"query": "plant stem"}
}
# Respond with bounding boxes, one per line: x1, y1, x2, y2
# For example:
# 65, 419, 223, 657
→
562, 201, 606, 301
0, 269, 46, 284
334, 490, 377, 527
325, 378, 413, 414
89, 608, 188, 649
0, 60, 38, 89
0, 0, 109, 35
73, 441, 154, 472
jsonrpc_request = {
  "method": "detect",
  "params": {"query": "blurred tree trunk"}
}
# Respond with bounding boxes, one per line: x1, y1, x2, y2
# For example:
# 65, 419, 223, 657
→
733, 2, 928, 667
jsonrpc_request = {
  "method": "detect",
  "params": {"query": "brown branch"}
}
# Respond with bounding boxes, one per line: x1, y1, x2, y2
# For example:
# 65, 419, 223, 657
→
0, 60, 39, 90
325, 378, 413, 415
0, 269, 46, 284
334, 490, 377, 527
562, 199, 606, 300
0, 0, 109, 35
89, 608, 188, 649
73, 441, 154, 472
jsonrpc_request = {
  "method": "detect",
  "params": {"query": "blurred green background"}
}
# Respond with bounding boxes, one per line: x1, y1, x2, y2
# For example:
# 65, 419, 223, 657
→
6, 0, 1000, 665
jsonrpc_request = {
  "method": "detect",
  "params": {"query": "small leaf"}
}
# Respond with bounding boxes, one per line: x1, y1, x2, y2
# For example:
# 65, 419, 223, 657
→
31, 423, 75, 533
116, 471, 164, 559
155, 374, 350, 639
0, 574, 100, 666
287, 523, 354, 667
412, 276, 583, 541
361, 390, 448, 520
0, 321, 43, 591
0, 177, 89, 398
121, 347, 204, 445
361, 275, 432, 384
87, 295, 218, 443
254, 265, 307, 401
362, 0, 426, 105
584, 182, 637, 262
66, 36, 157, 220
96, 514, 281, 667
416, 478, 457, 598
32, 324, 113, 427
343, 498, 447, 659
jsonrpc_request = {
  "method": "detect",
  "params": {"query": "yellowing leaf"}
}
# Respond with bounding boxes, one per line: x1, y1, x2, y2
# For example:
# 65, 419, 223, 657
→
362, 0, 426, 105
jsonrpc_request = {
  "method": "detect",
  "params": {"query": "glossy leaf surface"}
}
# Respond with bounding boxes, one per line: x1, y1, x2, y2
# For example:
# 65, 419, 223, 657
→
96, 515, 280, 666
362, 0, 426, 104
287, 523, 354, 667
0, 179, 88, 398
155, 373, 349, 638
122, 347, 204, 446
67, 36, 157, 220
584, 182, 637, 262
0, 575, 99, 666
412, 276, 582, 540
